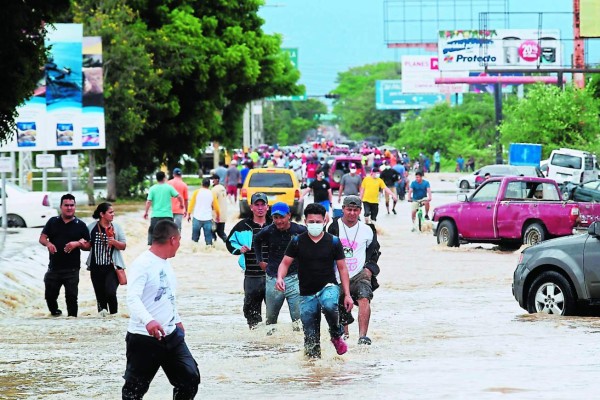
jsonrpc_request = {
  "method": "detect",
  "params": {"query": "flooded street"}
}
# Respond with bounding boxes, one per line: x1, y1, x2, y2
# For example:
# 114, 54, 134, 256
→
2, 175, 600, 399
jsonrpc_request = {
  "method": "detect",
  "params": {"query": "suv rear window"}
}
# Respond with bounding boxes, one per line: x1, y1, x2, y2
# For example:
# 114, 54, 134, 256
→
248, 173, 293, 188
551, 153, 582, 169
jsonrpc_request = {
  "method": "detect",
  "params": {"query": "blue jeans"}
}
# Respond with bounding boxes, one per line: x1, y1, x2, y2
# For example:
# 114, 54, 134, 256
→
192, 218, 213, 245
266, 275, 301, 325
300, 284, 343, 357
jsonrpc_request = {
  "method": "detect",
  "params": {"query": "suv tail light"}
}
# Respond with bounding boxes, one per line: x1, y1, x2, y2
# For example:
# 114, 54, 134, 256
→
42, 194, 50, 207
241, 188, 247, 199
294, 189, 300, 200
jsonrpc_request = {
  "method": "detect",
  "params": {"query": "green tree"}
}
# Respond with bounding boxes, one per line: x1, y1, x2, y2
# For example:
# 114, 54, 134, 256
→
332, 62, 401, 140
71, 0, 302, 199
0, 1, 70, 142
388, 94, 497, 166
500, 84, 600, 158
263, 99, 326, 145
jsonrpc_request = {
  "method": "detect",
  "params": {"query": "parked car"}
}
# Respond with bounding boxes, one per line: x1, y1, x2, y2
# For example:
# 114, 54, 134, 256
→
513, 221, 600, 316
435, 176, 583, 249
0, 183, 57, 227
456, 164, 543, 190
239, 168, 303, 220
547, 147, 598, 184
328, 156, 365, 191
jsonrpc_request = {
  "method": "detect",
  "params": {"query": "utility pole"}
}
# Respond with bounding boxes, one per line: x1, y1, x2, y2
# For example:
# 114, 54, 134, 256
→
573, 0, 585, 88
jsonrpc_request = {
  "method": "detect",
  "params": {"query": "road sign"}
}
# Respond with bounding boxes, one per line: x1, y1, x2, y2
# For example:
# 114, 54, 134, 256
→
0, 157, 11, 173
36, 154, 56, 168
61, 154, 79, 169
375, 80, 448, 110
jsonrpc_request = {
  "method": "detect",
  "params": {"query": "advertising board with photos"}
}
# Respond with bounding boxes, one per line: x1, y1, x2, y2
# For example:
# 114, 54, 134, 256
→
0, 24, 105, 152
437, 29, 562, 72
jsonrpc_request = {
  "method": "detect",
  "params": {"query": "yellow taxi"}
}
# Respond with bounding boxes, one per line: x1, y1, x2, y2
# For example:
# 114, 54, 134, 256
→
240, 168, 303, 219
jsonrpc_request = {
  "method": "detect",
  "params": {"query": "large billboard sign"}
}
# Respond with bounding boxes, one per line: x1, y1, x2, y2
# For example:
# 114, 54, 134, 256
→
375, 80, 448, 110
401, 55, 466, 94
438, 29, 562, 72
0, 24, 106, 152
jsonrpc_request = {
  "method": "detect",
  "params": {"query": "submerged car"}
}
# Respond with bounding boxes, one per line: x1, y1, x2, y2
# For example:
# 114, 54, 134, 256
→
0, 183, 57, 227
513, 221, 600, 316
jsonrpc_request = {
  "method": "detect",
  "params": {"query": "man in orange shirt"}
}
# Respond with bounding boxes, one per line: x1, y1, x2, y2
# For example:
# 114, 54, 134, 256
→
168, 168, 189, 232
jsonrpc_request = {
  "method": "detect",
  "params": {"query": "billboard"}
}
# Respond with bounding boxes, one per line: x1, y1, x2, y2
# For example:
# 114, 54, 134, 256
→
438, 29, 562, 72
376, 80, 452, 110
0, 24, 106, 151
401, 55, 466, 94
581, 0, 600, 38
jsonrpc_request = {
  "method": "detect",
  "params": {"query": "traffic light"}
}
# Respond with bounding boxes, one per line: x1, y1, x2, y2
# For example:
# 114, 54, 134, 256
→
324, 93, 340, 99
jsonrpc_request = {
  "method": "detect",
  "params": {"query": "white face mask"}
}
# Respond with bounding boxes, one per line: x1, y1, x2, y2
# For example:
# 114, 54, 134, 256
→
374, 174, 380, 179
307, 222, 324, 237
350, 168, 357, 173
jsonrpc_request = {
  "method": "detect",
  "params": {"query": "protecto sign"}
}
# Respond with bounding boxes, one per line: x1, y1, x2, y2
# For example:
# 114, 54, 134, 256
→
437, 29, 562, 72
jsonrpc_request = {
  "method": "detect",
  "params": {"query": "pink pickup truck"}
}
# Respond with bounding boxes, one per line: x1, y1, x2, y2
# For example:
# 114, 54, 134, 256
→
433, 176, 584, 249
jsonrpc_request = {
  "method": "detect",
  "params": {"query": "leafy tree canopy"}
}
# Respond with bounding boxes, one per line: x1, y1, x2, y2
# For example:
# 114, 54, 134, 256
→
500, 84, 600, 158
263, 99, 327, 145
331, 62, 401, 140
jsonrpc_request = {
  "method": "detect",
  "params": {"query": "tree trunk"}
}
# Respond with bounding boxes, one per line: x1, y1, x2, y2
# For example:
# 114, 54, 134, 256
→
87, 151, 96, 206
106, 143, 117, 202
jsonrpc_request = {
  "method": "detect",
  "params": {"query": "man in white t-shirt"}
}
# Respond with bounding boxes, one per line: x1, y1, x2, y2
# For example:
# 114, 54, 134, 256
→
188, 178, 220, 246
210, 175, 228, 242
123, 220, 200, 398
327, 195, 377, 346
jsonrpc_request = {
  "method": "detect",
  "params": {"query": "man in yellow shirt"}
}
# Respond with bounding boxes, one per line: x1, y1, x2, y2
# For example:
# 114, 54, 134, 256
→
359, 167, 397, 224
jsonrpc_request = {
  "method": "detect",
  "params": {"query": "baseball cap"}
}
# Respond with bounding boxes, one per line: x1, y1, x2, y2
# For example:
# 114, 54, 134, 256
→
251, 192, 268, 204
343, 195, 362, 208
211, 174, 220, 180
371, 167, 380, 173
271, 202, 290, 216
173, 167, 182, 175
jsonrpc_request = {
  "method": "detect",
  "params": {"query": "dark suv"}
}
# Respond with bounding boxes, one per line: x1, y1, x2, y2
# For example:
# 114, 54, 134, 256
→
513, 221, 600, 316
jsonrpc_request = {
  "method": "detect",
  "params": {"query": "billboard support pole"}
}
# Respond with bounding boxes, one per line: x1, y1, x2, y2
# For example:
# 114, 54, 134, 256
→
42, 151, 48, 192
494, 83, 503, 164
67, 150, 73, 193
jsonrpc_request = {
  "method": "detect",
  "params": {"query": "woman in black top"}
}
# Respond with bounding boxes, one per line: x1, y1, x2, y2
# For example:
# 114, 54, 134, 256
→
86, 202, 127, 316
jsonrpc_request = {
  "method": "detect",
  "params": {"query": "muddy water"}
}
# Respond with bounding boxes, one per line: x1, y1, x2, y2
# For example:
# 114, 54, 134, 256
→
2, 181, 600, 399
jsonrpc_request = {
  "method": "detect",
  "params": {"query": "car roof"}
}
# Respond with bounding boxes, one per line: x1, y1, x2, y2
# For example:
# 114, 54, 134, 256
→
248, 168, 294, 174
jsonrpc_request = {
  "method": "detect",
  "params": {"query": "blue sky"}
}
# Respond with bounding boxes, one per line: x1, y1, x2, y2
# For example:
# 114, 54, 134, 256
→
260, 0, 597, 96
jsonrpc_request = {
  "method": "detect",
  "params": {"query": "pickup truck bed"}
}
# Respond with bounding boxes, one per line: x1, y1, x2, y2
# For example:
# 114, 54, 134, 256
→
433, 176, 583, 248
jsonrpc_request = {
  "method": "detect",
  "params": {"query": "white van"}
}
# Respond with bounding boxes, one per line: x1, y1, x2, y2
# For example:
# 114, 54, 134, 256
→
547, 148, 598, 184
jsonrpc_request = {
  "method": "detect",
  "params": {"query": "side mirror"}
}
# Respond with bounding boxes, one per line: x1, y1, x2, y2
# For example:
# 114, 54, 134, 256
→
588, 221, 600, 237
562, 192, 570, 201
457, 194, 468, 202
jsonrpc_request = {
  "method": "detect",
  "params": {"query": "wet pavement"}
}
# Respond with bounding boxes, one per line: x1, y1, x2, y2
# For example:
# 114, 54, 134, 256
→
2, 172, 600, 399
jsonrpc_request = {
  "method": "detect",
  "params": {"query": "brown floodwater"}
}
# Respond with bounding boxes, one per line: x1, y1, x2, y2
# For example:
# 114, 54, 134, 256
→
2, 179, 600, 399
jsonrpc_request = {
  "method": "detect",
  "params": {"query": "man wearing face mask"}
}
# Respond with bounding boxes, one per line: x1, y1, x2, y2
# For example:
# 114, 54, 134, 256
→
276, 203, 353, 358
337, 164, 362, 204
254, 202, 307, 334
360, 167, 397, 224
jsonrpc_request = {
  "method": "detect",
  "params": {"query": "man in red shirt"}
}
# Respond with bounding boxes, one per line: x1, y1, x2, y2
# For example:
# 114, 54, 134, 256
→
168, 168, 189, 232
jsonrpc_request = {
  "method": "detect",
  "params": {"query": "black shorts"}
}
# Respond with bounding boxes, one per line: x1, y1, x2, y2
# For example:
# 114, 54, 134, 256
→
363, 202, 379, 221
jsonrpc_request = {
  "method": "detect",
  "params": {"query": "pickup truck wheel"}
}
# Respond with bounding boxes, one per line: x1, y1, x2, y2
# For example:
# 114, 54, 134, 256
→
437, 220, 458, 247
459, 180, 470, 189
523, 222, 545, 246
527, 271, 576, 315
